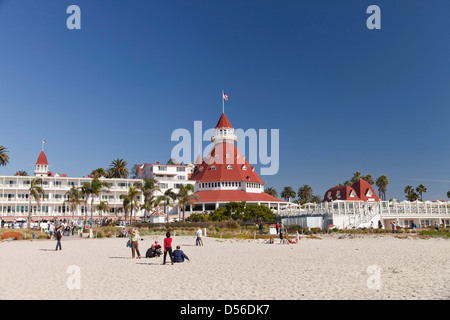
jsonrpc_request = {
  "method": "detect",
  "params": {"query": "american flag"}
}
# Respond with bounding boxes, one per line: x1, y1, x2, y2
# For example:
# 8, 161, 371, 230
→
223, 92, 228, 101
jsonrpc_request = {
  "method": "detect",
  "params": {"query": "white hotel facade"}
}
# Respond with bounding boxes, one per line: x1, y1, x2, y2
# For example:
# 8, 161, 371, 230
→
0, 151, 195, 222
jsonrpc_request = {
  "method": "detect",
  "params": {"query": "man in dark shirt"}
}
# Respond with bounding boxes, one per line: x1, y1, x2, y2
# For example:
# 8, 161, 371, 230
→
55, 227, 63, 251
172, 245, 190, 263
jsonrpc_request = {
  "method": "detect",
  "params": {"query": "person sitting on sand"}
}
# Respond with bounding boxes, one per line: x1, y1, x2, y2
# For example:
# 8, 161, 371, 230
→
146, 245, 155, 258
153, 241, 162, 257
173, 245, 190, 263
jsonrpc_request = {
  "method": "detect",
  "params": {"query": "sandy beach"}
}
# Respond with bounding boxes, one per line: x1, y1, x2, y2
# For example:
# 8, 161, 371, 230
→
0, 234, 448, 300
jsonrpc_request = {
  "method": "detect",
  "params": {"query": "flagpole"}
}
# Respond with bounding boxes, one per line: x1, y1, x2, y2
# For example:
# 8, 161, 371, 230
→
222, 90, 224, 114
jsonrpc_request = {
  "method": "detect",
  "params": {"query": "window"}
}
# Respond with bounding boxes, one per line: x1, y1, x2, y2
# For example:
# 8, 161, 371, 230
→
159, 183, 168, 189
227, 165, 233, 170
210, 166, 216, 170
177, 175, 186, 180
177, 167, 185, 172
242, 165, 247, 170
158, 166, 167, 171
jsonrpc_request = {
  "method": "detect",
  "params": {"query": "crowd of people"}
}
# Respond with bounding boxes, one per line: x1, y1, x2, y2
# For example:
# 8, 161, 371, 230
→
269, 222, 299, 245
126, 228, 191, 264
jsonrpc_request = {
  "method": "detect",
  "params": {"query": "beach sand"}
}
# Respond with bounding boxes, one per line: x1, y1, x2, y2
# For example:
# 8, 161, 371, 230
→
0, 234, 448, 300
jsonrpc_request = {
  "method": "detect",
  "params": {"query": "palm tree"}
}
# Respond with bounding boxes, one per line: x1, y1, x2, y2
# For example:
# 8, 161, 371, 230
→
134, 178, 160, 222
96, 201, 110, 221
65, 186, 85, 220
311, 195, 322, 204
16, 171, 29, 176
298, 184, 313, 202
404, 185, 414, 201
27, 178, 45, 229
167, 158, 178, 165
130, 164, 141, 179
264, 187, 278, 198
81, 174, 110, 225
281, 186, 296, 202
177, 184, 199, 222
361, 174, 375, 185
375, 175, 389, 200
351, 171, 362, 183
0, 146, 9, 166
447, 191, 450, 199
91, 168, 106, 177
107, 158, 129, 178
160, 188, 177, 222
120, 194, 131, 222
141, 195, 163, 221
416, 184, 427, 201
126, 185, 141, 225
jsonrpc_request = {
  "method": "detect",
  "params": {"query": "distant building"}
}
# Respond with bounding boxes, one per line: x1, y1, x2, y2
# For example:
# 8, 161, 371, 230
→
323, 179, 380, 202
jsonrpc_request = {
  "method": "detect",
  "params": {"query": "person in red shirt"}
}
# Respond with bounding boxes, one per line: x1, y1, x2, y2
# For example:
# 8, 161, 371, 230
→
163, 231, 174, 265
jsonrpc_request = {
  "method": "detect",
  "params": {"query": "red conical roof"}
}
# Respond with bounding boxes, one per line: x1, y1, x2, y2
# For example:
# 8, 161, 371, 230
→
215, 113, 233, 129
190, 142, 264, 184
36, 151, 48, 165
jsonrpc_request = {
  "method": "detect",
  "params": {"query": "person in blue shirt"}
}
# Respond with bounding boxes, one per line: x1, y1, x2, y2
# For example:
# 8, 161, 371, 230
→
172, 245, 190, 263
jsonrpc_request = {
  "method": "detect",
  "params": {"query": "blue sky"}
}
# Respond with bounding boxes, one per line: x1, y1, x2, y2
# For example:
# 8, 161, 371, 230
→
1, 0, 449, 200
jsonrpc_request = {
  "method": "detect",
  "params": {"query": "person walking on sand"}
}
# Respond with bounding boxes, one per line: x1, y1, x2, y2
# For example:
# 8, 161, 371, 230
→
279, 224, 284, 244
130, 228, 141, 259
55, 226, 63, 251
49, 223, 55, 240
163, 232, 174, 265
195, 227, 203, 246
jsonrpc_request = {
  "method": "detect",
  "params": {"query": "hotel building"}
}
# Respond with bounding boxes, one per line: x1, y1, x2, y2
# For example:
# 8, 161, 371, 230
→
0, 151, 144, 222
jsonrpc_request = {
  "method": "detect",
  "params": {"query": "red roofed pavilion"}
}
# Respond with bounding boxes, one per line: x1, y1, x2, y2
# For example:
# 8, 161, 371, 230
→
189, 113, 285, 212
323, 179, 380, 202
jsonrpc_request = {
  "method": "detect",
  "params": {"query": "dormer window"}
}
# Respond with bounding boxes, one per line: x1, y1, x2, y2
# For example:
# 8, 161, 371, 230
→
226, 154, 230, 158
236, 154, 240, 158
366, 189, 373, 197
242, 165, 247, 170
227, 165, 233, 170
210, 166, 216, 170
349, 190, 356, 198
336, 190, 341, 199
